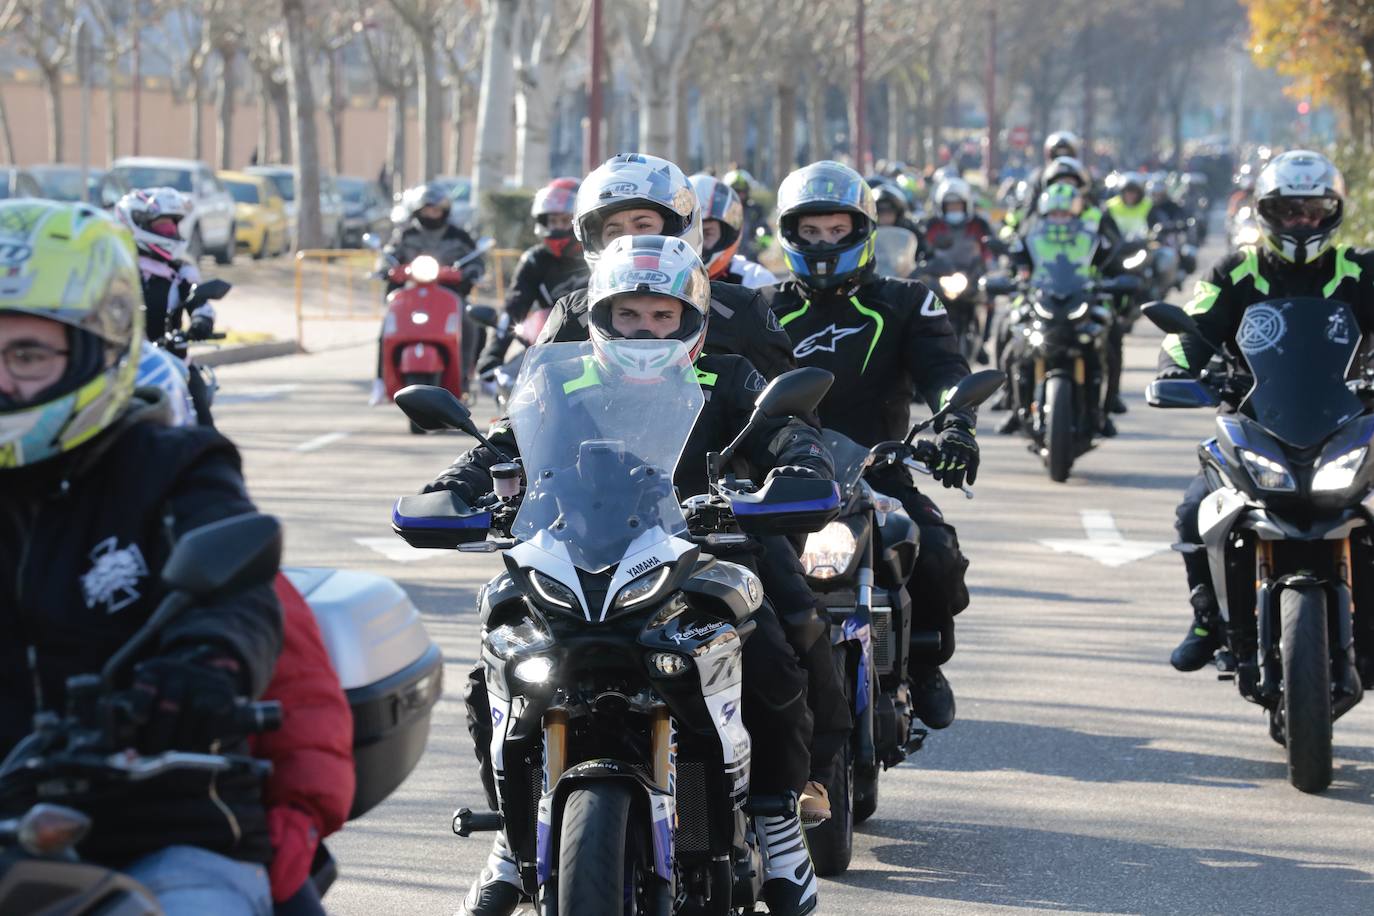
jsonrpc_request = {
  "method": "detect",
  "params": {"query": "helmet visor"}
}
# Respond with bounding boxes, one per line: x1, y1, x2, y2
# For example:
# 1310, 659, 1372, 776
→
1259, 196, 1339, 229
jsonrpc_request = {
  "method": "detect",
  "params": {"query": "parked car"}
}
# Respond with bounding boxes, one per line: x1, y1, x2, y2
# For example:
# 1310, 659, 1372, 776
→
28, 165, 129, 208
336, 175, 392, 248
245, 165, 345, 249
111, 156, 236, 264
218, 170, 290, 259
0, 167, 42, 199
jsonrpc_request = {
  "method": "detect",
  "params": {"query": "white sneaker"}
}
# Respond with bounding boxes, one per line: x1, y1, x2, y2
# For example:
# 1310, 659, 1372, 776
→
368, 378, 386, 407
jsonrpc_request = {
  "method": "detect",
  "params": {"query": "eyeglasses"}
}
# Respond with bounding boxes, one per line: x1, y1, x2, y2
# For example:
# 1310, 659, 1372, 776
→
1261, 197, 1338, 224
2, 342, 69, 381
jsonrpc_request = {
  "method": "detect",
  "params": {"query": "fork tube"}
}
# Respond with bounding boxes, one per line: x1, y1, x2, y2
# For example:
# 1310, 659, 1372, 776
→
544, 709, 569, 791
650, 706, 674, 791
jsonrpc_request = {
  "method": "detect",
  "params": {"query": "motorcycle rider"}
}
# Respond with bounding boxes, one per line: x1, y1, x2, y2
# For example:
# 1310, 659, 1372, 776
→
764, 160, 977, 730
921, 176, 997, 362
1106, 173, 1156, 242
475, 181, 589, 375
433, 235, 826, 916
369, 182, 484, 406
1159, 150, 1374, 674
690, 173, 778, 288
0, 200, 283, 912
534, 153, 852, 831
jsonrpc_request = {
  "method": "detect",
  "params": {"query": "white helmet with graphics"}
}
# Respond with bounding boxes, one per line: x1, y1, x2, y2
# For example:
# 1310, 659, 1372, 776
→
1254, 149, 1345, 265
115, 187, 191, 262
574, 154, 701, 266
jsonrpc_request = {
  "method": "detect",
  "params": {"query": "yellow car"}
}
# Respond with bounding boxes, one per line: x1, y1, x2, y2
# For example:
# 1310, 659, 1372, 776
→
218, 170, 289, 259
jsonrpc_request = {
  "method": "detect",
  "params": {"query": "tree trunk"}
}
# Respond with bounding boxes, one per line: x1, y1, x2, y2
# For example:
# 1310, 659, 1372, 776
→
283, 0, 322, 249
638, 66, 674, 159
257, 75, 272, 163
447, 77, 463, 175
44, 66, 64, 162
516, 76, 552, 187
218, 47, 237, 169
775, 81, 796, 181
474, 0, 518, 206
886, 79, 903, 164
389, 88, 407, 192
727, 91, 747, 168
271, 81, 292, 163
459, 77, 478, 174
0, 91, 15, 164
190, 70, 205, 160
673, 78, 691, 170
105, 49, 120, 164
327, 49, 346, 173
416, 33, 442, 181
912, 75, 928, 168
807, 76, 826, 161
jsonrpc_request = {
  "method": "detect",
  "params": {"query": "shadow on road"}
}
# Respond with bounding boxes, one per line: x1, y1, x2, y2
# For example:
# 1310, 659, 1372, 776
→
970, 585, 1130, 605
1070, 469, 1199, 491
834, 818, 1374, 913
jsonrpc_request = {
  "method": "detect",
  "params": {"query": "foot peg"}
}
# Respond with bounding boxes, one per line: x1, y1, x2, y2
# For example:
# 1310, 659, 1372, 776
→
902, 724, 928, 757
453, 807, 503, 837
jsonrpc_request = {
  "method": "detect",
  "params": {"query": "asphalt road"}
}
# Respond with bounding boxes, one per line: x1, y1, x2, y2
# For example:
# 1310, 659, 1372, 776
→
210, 239, 1374, 915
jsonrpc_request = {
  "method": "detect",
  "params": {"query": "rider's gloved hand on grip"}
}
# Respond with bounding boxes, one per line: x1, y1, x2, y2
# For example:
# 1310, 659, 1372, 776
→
1156, 365, 1193, 381
119, 648, 244, 753
187, 316, 214, 341
766, 465, 823, 482
933, 422, 979, 489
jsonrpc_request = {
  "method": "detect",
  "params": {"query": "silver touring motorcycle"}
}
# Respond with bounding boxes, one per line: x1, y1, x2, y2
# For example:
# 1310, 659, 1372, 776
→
393, 340, 841, 915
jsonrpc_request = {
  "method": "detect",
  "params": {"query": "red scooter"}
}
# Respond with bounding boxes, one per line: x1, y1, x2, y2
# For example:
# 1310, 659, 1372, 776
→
373, 238, 492, 433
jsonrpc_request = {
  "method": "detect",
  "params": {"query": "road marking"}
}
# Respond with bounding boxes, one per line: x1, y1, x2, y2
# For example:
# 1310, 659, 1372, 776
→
296, 431, 350, 453
355, 537, 451, 564
216, 384, 299, 405
1039, 509, 1171, 568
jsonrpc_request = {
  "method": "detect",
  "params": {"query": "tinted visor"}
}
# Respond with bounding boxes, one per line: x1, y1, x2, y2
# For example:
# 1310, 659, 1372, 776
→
1259, 196, 1339, 226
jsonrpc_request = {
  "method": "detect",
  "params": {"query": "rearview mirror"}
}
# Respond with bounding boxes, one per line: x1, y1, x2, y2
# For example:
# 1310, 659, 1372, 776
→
466, 304, 500, 329
396, 384, 477, 434
162, 512, 282, 597
190, 278, 232, 301
754, 367, 834, 419
475, 237, 496, 254
1141, 301, 1202, 338
946, 369, 1005, 412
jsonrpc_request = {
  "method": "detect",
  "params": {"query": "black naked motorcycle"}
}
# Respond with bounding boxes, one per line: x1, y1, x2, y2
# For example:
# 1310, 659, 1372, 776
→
1146, 298, 1373, 793
990, 261, 1139, 481
800, 370, 1004, 875
0, 514, 283, 915
391, 341, 841, 915
916, 234, 990, 364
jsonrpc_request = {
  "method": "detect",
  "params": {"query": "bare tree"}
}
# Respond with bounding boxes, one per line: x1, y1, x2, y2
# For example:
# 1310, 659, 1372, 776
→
87, 0, 142, 163
472, 0, 518, 203
440, 1, 484, 176
12, 0, 79, 162
0, 0, 24, 163
513, 0, 587, 186
387, 0, 447, 180
612, 0, 703, 158
282, 0, 322, 247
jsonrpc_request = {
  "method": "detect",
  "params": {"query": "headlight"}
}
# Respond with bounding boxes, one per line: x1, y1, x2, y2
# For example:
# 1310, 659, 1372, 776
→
513, 656, 555, 684
1122, 250, 1148, 270
486, 615, 555, 659
1031, 300, 1056, 320
1237, 225, 1261, 245
938, 273, 969, 298
529, 569, 578, 610
1313, 447, 1368, 492
410, 255, 440, 283
411, 310, 430, 325
613, 565, 672, 609
1067, 301, 1090, 320
801, 521, 857, 579
1239, 449, 1295, 492
649, 652, 692, 676
1028, 330, 1045, 348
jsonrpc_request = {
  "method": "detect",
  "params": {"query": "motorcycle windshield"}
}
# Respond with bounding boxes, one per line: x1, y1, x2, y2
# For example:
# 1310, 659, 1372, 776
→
508, 340, 704, 572
822, 429, 873, 491
873, 226, 919, 278
1029, 253, 1093, 315
1237, 297, 1364, 450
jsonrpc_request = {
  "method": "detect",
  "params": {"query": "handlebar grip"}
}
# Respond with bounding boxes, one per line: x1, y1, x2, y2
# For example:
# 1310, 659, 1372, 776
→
206, 332, 227, 341
235, 700, 283, 734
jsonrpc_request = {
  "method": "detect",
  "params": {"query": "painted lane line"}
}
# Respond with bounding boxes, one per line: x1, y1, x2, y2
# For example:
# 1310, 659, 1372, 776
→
355, 537, 452, 564
1039, 509, 1171, 568
296, 431, 351, 453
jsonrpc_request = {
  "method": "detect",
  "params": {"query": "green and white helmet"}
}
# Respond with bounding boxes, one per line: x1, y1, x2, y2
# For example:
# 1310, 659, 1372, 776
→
587, 234, 711, 381
1254, 149, 1345, 265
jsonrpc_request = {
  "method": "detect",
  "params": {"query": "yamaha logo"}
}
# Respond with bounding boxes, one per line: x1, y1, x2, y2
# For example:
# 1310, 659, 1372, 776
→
626, 557, 661, 578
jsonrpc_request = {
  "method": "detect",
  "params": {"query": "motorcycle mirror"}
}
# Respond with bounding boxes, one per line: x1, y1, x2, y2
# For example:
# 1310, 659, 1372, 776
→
946, 369, 1006, 412
475, 237, 496, 253
466, 304, 500, 329
161, 512, 283, 597
189, 278, 232, 301
981, 274, 1018, 297
1141, 301, 1205, 340
396, 384, 476, 433
362, 232, 383, 251
753, 367, 834, 419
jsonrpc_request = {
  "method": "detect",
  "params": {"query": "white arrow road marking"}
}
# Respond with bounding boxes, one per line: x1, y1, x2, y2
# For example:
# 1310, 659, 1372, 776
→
295, 431, 351, 453
355, 537, 452, 564
1039, 509, 1171, 568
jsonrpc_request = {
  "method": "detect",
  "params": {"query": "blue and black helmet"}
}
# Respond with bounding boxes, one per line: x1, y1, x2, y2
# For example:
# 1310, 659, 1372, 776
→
777, 160, 878, 293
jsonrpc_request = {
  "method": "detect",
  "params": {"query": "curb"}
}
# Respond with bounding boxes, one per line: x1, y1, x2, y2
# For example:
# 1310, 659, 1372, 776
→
195, 340, 302, 367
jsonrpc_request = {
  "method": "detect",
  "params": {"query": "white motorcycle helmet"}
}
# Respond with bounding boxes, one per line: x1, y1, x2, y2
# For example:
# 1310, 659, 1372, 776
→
1254, 150, 1345, 265
935, 177, 976, 226
574, 154, 701, 266
586, 234, 711, 382
115, 187, 191, 262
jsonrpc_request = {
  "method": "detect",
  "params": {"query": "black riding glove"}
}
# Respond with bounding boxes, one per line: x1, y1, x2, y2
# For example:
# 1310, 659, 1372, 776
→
187, 316, 214, 341
118, 648, 244, 753
766, 465, 823, 482
1156, 365, 1193, 381
933, 422, 979, 488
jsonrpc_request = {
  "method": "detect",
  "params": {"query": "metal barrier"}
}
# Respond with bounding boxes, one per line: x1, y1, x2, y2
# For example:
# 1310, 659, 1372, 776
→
292, 247, 524, 349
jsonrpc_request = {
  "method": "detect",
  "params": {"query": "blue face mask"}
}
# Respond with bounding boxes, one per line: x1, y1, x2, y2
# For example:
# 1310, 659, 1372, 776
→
944, 209, 967, 226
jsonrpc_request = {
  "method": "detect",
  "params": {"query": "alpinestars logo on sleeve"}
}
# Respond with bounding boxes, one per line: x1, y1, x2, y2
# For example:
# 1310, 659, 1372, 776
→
81, 537, 149, 614
794, 323, 867, 359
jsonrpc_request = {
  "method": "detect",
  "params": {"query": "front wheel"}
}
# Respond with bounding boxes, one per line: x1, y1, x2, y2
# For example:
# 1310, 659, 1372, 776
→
401, 371, 441, 433
1044, 375, 1074, 483
557, 781, 650, 916
1281, 586, 1333, 793
807, 741, 853, 876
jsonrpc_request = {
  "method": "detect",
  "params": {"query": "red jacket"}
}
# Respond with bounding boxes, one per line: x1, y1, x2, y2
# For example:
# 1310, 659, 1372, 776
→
250, 575, 356, 902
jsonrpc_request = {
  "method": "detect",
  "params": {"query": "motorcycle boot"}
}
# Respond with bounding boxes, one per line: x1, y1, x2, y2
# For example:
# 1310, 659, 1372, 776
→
799, 780, 831, 825
1170, 584, 1223, 672
909, 664, 956, 729
997, 411, 1023, 435
757, 813, 819, 915
458, 831, 524, 916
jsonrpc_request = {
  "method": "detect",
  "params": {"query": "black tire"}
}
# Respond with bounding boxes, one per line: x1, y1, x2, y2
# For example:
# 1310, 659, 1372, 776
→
1281, 586, 1333, 793
214, 223, 235, 265
808, 644, 855, 876
252, 232, 266, 260
853, 667, 880, 826
401, 371, 441, 434
188, 226, 205, 264
1044, 375, 1074, 483
557, 781, 635, 916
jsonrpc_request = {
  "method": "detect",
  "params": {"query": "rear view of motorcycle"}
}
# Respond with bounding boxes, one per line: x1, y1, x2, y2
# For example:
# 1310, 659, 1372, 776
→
1146, 299, 1372, 793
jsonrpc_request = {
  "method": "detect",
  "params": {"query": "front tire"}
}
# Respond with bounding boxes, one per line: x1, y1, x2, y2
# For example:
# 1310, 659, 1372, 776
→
1281, 586, 1333, 793
1044, 375, 1074, 483
808, 644, 855, 876
558, 782, 634, 916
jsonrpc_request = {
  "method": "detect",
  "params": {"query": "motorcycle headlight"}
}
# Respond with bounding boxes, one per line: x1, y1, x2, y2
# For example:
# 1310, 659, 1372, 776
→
801, 521, 857, 579
529, 569, 579, 611
1122, 250, 1148, 270
513, 656, 555, 685
1237, 225, 1261, 246
411, 310, 430, 325
613, 565, 672, 610
1067, 301, 1090, 320
1031, 299, 1056, 320
410, 255, 440, 283
1028, 330, 1045, 348
938, 273, 969, 298
1313, 447, 1368, 493
486, 615, 555, 659
1239, 449, 1295, 492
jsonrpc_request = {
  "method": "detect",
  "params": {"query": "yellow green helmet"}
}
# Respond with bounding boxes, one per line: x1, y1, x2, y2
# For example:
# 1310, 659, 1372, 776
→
0, 200, 143, 469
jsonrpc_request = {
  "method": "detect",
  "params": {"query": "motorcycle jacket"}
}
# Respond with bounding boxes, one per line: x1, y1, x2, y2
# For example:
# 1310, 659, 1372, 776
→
1106, 196, 1156, 242
384, 219, 482, 296
139, 254, 207, 340
919, 215, 997, 267
1159, 244, 1374, 376
763, 276, 973, 446
0, 392, 282, 866
427, 351, 833, 502
536, 281, 797, 381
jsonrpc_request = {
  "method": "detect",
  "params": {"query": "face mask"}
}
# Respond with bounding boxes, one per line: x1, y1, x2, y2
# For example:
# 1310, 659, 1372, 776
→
944, 210, 967, 226
417, 213, 448, 230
